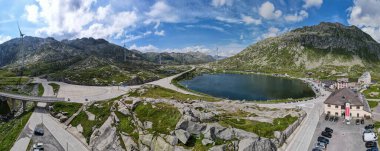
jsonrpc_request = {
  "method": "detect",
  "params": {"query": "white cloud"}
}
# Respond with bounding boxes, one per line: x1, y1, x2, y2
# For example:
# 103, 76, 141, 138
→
241, 15, 262, 25
348, 0, 380, 42
165, 44, 245, 57
260, 27, 281, 39
145, 1, 178, 24
285, 10, 309, 22
25, 4, 39, 23
0, 35, 12, 44
303, 0, 323, 9
96, 5, 111, 21
215, 16, 241, 23
24, 0, 138, 39
163, 45, 212, 54
211, 0, 233, 7
259, 1, 282, 20
185, 24, 225, 32
130, 44, 159, 52
78, 11, 138, 39
122, 31, 152, 43
154, 30, 165, 36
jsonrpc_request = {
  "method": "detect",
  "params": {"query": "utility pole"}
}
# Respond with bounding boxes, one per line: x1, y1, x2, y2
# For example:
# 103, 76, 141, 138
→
159, 54, 162, 65
17, 22, 25, 71
123, 43, 127, 62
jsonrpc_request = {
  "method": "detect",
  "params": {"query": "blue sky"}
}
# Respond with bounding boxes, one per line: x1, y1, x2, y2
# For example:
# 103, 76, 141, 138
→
0, 0, 379, 56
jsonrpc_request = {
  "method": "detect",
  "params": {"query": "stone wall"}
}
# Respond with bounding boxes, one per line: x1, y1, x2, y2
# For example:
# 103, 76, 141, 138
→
271, 111, 307, 148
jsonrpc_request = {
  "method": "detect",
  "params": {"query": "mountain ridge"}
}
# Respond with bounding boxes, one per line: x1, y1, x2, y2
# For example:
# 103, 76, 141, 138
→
212, 22, 380, 79
0, 37, 203, 85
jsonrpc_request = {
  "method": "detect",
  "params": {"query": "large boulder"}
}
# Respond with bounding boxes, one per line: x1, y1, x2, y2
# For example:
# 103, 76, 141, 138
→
89, 116, 124, 151
238, 138, 276, 151
165, 135, 179, 145
203, 127, 216, 141
118, 108, 131, 116
59, 115, 68, 123
77, 124, 83, 133
143, 121, 153, 129
175, 129, 190, 144
234, 129, 258, 139
216, 128, 234, 140
176, 120, 206, 135
209, 144, 226, 151
201, 139, 214, 146
152, 136, 174, 151
139, 134, 154, 147
120, 134, 138, 151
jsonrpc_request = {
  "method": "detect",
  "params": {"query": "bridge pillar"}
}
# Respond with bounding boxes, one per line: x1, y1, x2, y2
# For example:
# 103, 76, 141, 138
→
22, 100, 27, 112
10, 98, 15, 112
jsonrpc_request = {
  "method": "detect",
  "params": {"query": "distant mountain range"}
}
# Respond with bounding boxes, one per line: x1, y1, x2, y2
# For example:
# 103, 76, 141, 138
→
0, 37, 215, 85
212, 22, 380, 79
141, 51, 215, 65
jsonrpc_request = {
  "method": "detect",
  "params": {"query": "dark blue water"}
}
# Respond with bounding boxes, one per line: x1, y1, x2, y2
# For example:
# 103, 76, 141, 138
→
179, 73, 315, 101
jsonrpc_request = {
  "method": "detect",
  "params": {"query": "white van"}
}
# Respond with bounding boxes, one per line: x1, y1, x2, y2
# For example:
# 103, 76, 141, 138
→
363, 132, 378, 142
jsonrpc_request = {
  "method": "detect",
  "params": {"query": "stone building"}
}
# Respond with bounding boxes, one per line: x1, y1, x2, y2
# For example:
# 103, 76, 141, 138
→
324, 88, 371, 119
358, 72, 371, 85
335, 78, 349, 89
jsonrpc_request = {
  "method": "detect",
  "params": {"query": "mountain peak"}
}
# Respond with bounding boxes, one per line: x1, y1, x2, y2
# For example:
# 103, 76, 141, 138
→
290, 22, 375, 43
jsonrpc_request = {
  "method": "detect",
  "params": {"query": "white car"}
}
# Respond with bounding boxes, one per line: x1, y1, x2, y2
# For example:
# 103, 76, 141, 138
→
363, 132, 378, 142
33, 143, 44, 150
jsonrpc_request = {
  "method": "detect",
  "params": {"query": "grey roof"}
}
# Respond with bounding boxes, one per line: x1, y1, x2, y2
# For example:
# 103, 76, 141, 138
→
337, 78, 349, 83
324, 88, 364, 106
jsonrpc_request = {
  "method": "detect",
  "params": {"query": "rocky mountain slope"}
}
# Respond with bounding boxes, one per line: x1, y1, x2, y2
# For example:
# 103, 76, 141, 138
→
58, 85, 305, 151
141, 51, 215, 65
0, 37, 188, 85
212, 22, 380, 79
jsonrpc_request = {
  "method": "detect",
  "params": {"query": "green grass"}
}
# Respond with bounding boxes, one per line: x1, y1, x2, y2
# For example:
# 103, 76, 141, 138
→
363, 85, 380, 99
0, 110, 33, 151
374, 122, 380, 145
368, 101, 379, 108
218, 115, 298, 138
70, 97, 118, 143
114, 111, 139, 142
48, 83, 60, 94
37, 83, 44, 96
129, 86, 220, 102
70, 111, 96, 142
134, 102, 181, 134
51, 102, 82, 117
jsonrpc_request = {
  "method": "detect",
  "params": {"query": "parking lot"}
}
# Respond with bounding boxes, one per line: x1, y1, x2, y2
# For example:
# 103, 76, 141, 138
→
308, 114, 370, 151
30, 124, 64, 151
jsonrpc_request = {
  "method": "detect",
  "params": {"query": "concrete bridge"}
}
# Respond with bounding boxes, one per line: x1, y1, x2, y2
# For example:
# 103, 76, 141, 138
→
0, 92, 65, 111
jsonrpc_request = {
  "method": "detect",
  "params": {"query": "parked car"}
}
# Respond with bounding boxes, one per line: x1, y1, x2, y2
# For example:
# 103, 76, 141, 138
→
361, 119, 365, 124
356, 119, 360, 125
325, 114, 329, 121
34, 128, 44, 136
33, 143, 44, 151
325, 127, 333, 133
333, 116, 339, 122
329, 116, 334, 121
312, 147, 323, 151
367, 147, 379, 151
364, 132, 378, 142
321, 131, 332, 138
366, 141, 377, 148
318, 136, 330, 144
366, 124, 375, 130
316, 142, 327, 149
